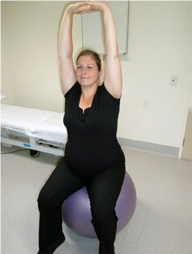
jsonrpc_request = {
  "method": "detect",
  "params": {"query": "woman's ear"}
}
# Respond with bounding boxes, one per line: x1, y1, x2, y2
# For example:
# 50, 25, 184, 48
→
99, 68, 103, 77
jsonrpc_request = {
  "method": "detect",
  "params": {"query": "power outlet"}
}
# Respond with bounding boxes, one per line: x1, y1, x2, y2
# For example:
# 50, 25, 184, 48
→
170, 75, 177, 86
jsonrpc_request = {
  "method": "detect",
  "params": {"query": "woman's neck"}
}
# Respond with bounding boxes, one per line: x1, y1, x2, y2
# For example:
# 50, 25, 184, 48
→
81, 85, 98, 100
79, 85, 98, 110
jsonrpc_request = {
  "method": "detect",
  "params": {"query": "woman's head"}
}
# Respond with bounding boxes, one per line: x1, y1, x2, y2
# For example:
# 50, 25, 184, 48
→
76, 49, 102, 87
76, 49, 102, 71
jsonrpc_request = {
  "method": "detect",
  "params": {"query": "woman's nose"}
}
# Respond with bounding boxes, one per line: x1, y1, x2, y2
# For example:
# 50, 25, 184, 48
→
81, 67, 86, 74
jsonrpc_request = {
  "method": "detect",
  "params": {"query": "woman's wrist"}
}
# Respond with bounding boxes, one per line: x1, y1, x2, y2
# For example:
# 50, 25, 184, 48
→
99, 1, 110, 13
66, 5, 75, 16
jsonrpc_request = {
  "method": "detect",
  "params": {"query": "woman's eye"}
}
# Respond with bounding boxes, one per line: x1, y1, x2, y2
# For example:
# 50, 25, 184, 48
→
76, 65, 93, 70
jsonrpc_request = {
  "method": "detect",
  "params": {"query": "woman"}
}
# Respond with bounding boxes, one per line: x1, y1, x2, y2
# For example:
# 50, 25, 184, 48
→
37, 1, 125, 254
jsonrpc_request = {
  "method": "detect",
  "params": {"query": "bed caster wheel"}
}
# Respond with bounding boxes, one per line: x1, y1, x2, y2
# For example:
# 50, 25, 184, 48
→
30, 150, 40, 158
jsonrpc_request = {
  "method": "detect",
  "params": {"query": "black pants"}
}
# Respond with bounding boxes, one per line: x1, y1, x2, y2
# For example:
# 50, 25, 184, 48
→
37, 157, 125, 254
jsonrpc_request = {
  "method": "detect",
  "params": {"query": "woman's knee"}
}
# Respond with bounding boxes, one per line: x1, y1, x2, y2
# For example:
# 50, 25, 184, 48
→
37, 185, 57, 210
91, 207, 117, 226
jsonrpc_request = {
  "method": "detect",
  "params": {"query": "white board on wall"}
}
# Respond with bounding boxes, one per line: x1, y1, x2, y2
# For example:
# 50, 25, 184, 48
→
82, 1, 129, 55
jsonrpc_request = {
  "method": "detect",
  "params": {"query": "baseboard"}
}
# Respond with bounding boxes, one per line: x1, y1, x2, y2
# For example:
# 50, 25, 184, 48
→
118, 137, 179, 157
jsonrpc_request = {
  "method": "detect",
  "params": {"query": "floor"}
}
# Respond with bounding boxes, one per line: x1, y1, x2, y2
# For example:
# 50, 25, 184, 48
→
1, 145, 192, 254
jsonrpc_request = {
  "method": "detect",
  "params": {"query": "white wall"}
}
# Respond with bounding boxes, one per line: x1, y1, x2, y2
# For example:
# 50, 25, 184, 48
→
1, 1, 192, 151
118, 1, 191, 149
1, 1, 81, 111
188, 1, 192, 113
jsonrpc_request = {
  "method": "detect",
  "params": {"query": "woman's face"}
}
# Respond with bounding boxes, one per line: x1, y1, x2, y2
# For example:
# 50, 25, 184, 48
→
76, 55, 101, 87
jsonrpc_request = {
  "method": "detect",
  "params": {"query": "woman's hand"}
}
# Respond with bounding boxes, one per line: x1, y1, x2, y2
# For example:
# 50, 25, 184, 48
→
83, 1, 109, 13
67, 1, 109, 15
66, 2, 96, 15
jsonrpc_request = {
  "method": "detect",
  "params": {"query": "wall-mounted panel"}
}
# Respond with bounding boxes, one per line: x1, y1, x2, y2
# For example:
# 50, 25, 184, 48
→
82, 1, 129, 55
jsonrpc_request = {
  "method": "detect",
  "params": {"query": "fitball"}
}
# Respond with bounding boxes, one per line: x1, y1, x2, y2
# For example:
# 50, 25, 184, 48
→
62, 172, 136, 238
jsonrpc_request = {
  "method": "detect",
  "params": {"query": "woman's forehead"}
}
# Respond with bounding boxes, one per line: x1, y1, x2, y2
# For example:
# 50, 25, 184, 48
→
77, 55, 96, 64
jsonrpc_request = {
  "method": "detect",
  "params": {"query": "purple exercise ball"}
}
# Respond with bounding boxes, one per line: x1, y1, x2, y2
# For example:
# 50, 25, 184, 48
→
62, 172, 136, 238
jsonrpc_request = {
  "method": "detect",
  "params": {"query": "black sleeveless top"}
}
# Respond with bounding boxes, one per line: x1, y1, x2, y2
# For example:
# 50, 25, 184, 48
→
64, 81, 125, 176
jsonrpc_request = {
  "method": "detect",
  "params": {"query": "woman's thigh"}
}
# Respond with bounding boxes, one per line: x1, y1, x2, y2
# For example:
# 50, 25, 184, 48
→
38, 157, 86, 207
86, 163, 125, 217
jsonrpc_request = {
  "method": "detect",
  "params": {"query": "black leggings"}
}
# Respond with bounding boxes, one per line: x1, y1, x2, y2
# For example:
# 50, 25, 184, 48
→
37, 157, 125, 254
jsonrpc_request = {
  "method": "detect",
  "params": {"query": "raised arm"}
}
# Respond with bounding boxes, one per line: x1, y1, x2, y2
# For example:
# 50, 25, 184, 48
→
58, 3, 94, 95
59, 5, 76, 95
102, 2, 122, 99
84, 1, 122, 98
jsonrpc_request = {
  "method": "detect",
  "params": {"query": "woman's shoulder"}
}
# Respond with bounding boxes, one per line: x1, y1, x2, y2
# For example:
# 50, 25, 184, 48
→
64, 81, 81, 98
99, 83, 120, 101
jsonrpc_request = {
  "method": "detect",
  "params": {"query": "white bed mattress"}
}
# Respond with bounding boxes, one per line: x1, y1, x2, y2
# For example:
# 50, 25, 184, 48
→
1, 104, 67, 144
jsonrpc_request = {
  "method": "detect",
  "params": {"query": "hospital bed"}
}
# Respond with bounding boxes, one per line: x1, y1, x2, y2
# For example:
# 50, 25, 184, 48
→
1, 104, 68, 156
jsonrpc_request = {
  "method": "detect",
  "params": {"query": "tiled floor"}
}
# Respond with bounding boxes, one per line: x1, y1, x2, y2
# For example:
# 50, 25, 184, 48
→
1, 146, 192, 254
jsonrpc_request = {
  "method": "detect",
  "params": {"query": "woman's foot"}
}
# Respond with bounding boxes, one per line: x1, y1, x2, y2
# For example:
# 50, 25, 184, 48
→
37, 235, 65, 254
